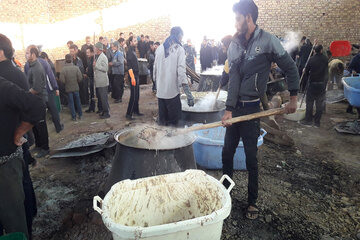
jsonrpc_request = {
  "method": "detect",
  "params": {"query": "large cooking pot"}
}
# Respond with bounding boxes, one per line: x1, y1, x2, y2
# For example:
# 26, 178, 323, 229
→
197, 66, 225, 92
180, 99, 226, 126
104, 126, 197, 193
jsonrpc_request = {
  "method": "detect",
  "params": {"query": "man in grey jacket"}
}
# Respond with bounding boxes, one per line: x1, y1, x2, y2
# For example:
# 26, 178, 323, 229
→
25, 45, 50, 158
60, 54, 83, 121
94, 42, 110, 119
154, 27, 194, 126
110, 41, 125, 103
221, 0, 299, 220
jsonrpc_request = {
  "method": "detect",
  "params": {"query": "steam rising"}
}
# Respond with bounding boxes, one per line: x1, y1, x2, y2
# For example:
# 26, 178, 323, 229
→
282, 31, 302, 54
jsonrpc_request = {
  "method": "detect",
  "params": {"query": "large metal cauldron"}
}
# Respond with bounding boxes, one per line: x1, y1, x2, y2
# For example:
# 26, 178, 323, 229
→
180, 99, 226, 126
197, 66, 224, 92
104, 126, 197, 193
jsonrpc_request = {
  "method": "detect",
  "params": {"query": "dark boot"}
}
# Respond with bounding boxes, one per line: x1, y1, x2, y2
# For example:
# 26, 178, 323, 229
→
85, 99, 95, 113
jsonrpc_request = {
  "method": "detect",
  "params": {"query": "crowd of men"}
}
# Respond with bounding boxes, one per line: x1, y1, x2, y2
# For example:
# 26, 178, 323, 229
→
0, 31, 163, 238
199, 37, 230, 72
1, 0, 360, 238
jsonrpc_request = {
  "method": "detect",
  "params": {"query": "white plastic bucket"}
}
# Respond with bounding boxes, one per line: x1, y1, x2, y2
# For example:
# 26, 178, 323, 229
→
282, 103, 306, 121
93, 170, 235, 240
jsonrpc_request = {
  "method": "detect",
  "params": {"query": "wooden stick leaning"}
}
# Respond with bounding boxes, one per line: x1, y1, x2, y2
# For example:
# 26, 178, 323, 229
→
212, 87, 222, 110
186, 64, 200, 83
299, 39, 318, 108
177, 108, 286, 134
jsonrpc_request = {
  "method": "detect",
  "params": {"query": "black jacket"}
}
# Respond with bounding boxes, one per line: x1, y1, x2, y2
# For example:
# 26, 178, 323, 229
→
86, 56, 94, 78
138, 41, 147, 58
349, 53, 360, 73
299, 43, 313, 68
0, 60, 29, 91
305, 53, 328, 94
127, 46, 139, 74
218, 48, 227, 65
200, 44, 213, 70
0, 77, 45, 156
147, 50, 155, 70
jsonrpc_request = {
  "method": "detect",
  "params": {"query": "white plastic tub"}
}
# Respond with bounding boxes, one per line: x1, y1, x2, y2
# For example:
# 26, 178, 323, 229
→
283, 102, 306, 121
93, 170, 235, 240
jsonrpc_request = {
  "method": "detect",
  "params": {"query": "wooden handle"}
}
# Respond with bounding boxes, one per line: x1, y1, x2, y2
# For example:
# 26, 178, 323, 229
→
212, 87, 222, 110
215, 87, 221, 101
182, 108, 286, 133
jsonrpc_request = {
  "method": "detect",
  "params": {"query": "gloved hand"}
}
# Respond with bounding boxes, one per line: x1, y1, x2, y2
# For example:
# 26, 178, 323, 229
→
182, 84, 194, 107
129, 69, 136, 86
187, 98, 194, 107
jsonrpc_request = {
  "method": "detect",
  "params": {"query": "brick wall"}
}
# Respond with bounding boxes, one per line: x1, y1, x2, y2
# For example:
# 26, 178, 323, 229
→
1, 0, 360, 65
255, 0, 360, 46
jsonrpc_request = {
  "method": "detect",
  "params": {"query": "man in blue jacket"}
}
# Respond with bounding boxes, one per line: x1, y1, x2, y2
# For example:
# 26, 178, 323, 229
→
221, 0, 299, 220
110, 41, 125, 103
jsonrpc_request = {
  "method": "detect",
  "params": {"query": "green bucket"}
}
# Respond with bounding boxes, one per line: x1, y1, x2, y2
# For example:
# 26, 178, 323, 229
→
0, 232, 27, 240
55, 95, 61, 113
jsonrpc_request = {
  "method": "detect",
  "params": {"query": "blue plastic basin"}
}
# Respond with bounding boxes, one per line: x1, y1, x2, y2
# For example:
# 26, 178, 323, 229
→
193, 126, 267, 170
342, 76, 360, 107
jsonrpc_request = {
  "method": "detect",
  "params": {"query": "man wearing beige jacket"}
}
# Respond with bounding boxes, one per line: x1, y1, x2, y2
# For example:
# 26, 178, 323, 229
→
94, 42, 110, 119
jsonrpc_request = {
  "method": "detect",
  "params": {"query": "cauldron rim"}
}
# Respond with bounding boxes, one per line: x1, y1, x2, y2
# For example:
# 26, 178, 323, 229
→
181, 107, 225, 113
114, 128, 196, 151
181, 100, 225, 113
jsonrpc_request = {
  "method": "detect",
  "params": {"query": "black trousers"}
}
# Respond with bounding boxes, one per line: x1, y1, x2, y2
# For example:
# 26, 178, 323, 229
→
87, 77, 96, 111
0, 143, 37, 240
112, 74, 124, 100
22, 142, 37, 240
150, 68, 156, 91
46, 91, 62, 132
79, 77, 89, 105
158, 95, 181, 126
89, 77, 95, 99
222, 105, 260, 206
32, 119, 49, 151
126, 75, 140, 116
305, 89, 325, 124
108, 73, 114, 94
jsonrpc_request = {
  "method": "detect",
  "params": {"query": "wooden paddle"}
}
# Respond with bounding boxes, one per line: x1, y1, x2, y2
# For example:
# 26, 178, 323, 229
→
177, 108, 286, 134
212, 87, 222, 110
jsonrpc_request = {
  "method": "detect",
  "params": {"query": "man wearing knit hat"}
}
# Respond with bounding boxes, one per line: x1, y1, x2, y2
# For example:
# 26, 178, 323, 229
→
94, 42, 110, 119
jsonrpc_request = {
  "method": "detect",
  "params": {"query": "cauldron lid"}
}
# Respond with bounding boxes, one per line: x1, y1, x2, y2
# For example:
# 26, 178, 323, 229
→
115, 125, 196, 150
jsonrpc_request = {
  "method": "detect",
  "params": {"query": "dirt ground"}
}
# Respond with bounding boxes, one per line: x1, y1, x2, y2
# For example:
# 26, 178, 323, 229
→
28, 84, 360, 240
